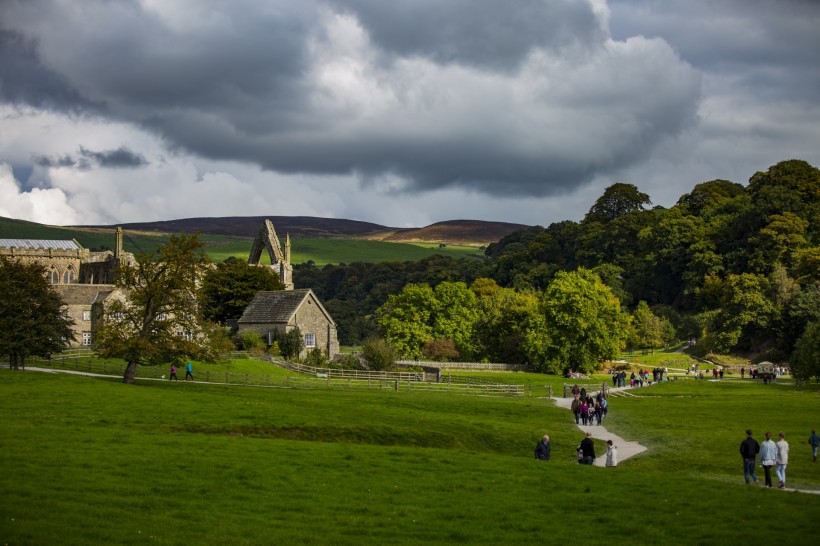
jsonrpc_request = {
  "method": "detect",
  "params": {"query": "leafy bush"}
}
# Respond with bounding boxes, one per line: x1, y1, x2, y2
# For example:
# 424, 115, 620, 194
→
304, 348, 330, 368
422, 339, 459, 362
360, 338, 397, 371
239, 332, 265, 355
330, 353, 364, 370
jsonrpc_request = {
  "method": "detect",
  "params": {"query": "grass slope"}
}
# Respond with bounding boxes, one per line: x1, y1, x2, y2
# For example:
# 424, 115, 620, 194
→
1, 369, 818, 545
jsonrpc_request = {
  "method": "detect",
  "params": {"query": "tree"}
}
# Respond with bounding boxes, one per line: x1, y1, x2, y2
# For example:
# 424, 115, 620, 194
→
790, 321, 820, 384
277, 327, 305, 361
376, 283, 433, 359
632, 301, 665, 352
584, 183, 652, 224
541, 268, 629, 373
94, 233, 222, 384
360, 337, 397, 371
0, 257, 75, 370
199, 258, 285, 324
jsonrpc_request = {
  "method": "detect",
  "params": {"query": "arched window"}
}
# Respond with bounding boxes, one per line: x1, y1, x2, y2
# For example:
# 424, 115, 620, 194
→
65, 267, 75, 284
50, 267, 59, 284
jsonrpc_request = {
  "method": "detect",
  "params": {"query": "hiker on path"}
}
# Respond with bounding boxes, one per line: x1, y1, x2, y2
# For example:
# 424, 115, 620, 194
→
169, 364, 178, 381
185, 361, 194, 381
535, 435, 551, 461
808, 429, 819, 463
606, 440, 618, 467
579, 431, 596, 465
571, 395, 581, 424
580, 399, 590, 426
760, 432, 777, 488
739, 429, 760, 485
776, 432, 790, 489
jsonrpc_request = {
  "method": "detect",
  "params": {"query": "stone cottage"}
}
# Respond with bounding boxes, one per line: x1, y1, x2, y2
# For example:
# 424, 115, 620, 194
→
52, 285, 124, 348
237, 289, 339, 358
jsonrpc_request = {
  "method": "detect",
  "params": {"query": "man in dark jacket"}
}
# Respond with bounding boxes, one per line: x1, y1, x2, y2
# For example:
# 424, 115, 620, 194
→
740, 429, 760, 485
579, 432, 596, 464
535, 435, 551, 461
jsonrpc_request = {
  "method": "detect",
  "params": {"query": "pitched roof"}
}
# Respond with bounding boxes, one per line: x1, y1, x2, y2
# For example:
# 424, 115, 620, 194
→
53, 284, 118, 305
238, 289, 334, 325
0, 239, 82, 250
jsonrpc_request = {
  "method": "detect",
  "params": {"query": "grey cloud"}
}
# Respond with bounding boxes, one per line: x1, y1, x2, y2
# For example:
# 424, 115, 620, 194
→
79, 146, 149, 168
608, 0, 820, 103
33, 154, 76, 168
334, 0, 604, 70
0, 30, 100, 112
2, 0, 701, 199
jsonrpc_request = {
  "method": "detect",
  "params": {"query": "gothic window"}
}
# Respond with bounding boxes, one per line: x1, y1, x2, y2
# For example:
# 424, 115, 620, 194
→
50, 267, 59, 284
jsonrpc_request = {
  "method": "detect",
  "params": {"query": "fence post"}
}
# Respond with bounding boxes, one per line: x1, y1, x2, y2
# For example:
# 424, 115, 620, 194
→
206, 370, 210, 382
548, 385, 552, 398
562, 383, 567, 398
395, 380, 399, 391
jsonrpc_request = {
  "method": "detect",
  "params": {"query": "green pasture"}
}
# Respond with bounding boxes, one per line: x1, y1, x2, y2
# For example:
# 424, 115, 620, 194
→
2, 367, 819, 545
203, 236, 480, 266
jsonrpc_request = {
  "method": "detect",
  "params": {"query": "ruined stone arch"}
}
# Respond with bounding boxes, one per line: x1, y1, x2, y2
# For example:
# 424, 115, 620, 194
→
248, 220, 293, 290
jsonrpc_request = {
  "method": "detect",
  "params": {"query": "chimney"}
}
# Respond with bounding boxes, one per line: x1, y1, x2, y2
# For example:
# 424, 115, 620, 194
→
115, 227, 123, 259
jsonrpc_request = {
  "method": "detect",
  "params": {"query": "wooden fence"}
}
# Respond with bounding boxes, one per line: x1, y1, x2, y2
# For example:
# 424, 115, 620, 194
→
20, 354, 534, 397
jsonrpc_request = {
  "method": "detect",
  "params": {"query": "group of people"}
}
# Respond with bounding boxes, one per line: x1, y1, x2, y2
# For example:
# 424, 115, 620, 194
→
168, 361, 194, 381
739, 429, 818, 489
534, 432, 618, 467
569, 390, 608, 426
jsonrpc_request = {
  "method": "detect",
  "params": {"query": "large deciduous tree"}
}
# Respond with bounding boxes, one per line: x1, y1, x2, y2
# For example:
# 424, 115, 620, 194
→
94, 233, 224, 384
199, 258, 285, 324
541, 268, 629, 374
790, 321, 820, 384
0, 258, 75, 370
584, 183, 652, 224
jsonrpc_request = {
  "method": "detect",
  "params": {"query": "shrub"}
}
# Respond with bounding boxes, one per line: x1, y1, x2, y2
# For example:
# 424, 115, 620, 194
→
331, 353, 364, 370
361, 338, 397, 371
422, 339, 459, 362
304, 348, 330, 368
239, 332, 265, 355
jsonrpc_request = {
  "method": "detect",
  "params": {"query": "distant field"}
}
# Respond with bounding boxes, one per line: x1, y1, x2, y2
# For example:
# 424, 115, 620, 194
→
0, 218, 482, 265
204, 236, 481, 265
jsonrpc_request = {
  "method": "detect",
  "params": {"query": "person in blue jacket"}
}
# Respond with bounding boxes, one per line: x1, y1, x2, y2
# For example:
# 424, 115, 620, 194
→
185, 360, 194, 381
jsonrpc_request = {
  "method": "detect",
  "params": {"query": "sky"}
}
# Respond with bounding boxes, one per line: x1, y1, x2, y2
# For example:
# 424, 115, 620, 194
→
1, 0, 818, 228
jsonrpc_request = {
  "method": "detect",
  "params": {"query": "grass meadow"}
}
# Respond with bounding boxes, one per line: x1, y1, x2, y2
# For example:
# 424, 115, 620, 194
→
1, 368, 819, 545
202, 236, 480, 266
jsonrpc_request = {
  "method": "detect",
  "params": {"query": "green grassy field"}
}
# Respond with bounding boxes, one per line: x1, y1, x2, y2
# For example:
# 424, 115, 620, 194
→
203, 236, 480, 266
1, 367, 818, 545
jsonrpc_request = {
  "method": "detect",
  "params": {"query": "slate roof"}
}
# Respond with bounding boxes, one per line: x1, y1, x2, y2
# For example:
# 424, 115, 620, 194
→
0, 239, 82, 250
53, 284, 118, 305
238, 289, 334, 325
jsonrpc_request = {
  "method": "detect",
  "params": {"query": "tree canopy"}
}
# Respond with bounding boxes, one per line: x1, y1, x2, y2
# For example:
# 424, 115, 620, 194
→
199, 258, 285, 324
94, 233, 228, 384
0, 257, 75, 369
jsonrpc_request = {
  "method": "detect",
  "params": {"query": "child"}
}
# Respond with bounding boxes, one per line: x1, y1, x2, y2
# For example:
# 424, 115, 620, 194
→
606, 440, 618, 467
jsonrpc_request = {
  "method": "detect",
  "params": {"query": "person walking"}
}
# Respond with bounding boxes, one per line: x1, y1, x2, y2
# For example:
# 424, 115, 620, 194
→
809, 429, 820, 463
169, 364, 178, 381
579, 432, 596, 465
185, 360, 194, 381
776, 432, 789, 489
739, 429, 760, 485
571, 395, 581, 424
535, 435, 551, 461
759, 432, 777, 487
605, 440, 618, 467
580, 399, 590, 426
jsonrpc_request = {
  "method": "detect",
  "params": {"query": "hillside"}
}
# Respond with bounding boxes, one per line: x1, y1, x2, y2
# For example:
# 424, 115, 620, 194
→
82, 216, 528, 246
382, 220, 528, 246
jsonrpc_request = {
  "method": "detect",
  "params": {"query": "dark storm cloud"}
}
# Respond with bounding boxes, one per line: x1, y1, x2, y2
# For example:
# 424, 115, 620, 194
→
0, 0, 702, 198
0, 30, 99, 111
79, 146, 149, 168
608, 0, 820, 103
33, 147, 148, 170
333, 0, 604, 70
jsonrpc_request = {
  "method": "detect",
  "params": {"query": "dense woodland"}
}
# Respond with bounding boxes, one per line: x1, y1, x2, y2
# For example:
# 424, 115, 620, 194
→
294, 159, 819, 370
